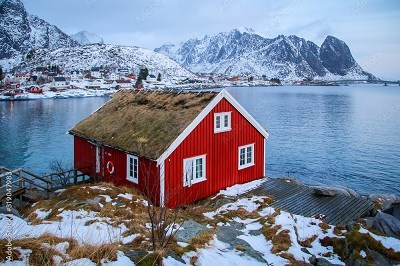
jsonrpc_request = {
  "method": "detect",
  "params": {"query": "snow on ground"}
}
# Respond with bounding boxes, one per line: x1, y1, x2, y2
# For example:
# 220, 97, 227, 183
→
217, 178, 266, 197
117, 193, 133, 200
359, 227, 400, 252
1, 180, 400, 265
204, 195, 267, 219
33, 208, 52, 219
0, 210, 127, 245
0, 88, 116, 101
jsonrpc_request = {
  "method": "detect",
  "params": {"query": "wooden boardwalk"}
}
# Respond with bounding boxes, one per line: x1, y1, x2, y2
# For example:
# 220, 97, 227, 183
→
252, 178, 374, 225
0, 166, 92, 207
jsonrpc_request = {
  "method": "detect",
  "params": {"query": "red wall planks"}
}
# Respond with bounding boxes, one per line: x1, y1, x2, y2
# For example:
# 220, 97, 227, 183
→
164, 98, 265, 207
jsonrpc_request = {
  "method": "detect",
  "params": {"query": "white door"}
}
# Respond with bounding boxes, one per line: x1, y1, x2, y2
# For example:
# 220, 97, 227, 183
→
96, 146, 101, 173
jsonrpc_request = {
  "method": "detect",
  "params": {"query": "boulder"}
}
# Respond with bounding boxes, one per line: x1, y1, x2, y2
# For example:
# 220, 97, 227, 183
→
0, 207, 22, 218
314, 187, 336, 197
368, 194, 400, 210
383, 202, 400, 221
175, 219, 208, 243
372, 211, 400, 239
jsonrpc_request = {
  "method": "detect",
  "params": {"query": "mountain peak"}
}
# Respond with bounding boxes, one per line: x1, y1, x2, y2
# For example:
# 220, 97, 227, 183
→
235, 27, 256, 34
71, 31, 104, 45
155, 31, 376, 81
0, 0, 23, 7
0, 0, 79, 59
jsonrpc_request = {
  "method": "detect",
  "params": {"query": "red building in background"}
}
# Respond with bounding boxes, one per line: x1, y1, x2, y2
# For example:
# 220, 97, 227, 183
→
70, 89, 268, 208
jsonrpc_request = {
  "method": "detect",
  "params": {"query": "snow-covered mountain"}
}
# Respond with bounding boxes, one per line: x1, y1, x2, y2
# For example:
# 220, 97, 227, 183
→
70, 31, 104, 45
22, 44, 194, 79
155, 29, 376, 81
0, 0, 79, 59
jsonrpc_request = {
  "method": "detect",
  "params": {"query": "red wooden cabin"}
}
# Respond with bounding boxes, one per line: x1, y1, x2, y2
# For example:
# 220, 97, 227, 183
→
69, 89, 269, 208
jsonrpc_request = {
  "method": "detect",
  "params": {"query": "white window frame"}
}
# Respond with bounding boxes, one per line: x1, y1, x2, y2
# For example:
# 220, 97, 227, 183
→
127, 154, 139, 184
214, 112, 231, 133
183, 155, 206, 187
238, 144, 255, 170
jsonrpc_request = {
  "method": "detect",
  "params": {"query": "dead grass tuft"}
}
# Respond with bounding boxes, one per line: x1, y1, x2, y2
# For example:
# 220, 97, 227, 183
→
280, 252, 309, 266
262, 224, 282, 241
320, 228, 400, 262
189, 255, 198, 265
188, 229, 216, 250
298, 235, 318, 248
319, 222, 331, 230
271, 230, 292, 254
69, 243, 118, 264
0, 234, 75, 265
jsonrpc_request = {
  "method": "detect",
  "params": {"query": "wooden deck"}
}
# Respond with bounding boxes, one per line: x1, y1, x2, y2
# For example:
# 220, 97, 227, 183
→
0, 166, 93, 207
252, 178, 374, 225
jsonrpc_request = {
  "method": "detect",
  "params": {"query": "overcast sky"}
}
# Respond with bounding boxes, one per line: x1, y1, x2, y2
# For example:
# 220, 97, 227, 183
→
23, 0, 400, 80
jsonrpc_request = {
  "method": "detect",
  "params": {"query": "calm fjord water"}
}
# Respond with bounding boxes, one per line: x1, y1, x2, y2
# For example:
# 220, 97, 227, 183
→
0, 85, 399, 195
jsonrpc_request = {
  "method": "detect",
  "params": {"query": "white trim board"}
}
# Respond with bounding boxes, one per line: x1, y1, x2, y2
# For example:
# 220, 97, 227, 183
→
157, 89, 269, 165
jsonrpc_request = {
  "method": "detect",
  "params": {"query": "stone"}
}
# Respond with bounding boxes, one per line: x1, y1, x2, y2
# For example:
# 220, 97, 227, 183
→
0, 207, 22, 218
216, 225, 267, 263
383, 202, 400, 221
85, 197, 102, 207
369, 194, 400, 211
309, 255, 317, 265
314, 187, 336, 197
164, 251, 185, 264
301, 247, 311, 254
316, 257, 334, 266
124, 249, 147, 264
175, 219, 208, 243
372, 211, 400, 239
366, 247, 392, 266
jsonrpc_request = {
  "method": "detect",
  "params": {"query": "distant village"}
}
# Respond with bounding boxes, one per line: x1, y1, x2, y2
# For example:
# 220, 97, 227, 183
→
0, 65, 283, 94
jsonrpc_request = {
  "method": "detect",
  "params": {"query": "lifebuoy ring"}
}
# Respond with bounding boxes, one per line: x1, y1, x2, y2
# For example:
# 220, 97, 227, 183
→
106, 161, 115, 174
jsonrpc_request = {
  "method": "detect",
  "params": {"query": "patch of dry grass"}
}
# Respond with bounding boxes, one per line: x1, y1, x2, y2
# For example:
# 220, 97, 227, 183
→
271, 230, 292, 254
320, 227, 400, 263
319, 222, 331, 230
0, 233, 120, 265
188, 229, 216, 250
0, 234, 73, 265
68, 243, 118, 264
298, 235, 318, 248
280, 252, 310, 266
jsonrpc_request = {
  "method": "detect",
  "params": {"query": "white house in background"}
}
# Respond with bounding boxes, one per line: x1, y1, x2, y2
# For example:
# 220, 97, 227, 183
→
118, 68, 129, 76
146, 74, 157, 83
111, 79, 131, 89
52, 77, 69, 89
85, 79, 104, 90
91, 67, 102, 78
108, 73, 119, 80
70, 71, 81, 81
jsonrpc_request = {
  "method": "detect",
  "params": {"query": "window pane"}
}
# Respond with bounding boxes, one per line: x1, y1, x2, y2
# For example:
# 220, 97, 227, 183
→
224, 114, 229, 127
196, 158, 203, 179
240, 148, 245, 165
247, 146, 252, 163
134, 158, 138, 179
216, 115, 221, 128
185, 160, 193, 184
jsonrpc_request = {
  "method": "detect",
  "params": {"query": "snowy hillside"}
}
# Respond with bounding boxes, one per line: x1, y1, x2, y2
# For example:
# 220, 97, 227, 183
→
155, 29, 376, 81
71, 31, 104, 45
0, 0, 79, 59
22, 44, 194, 79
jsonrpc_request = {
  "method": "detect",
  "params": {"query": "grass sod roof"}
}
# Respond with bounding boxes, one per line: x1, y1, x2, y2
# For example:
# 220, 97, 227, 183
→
70, 90, 218, 160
